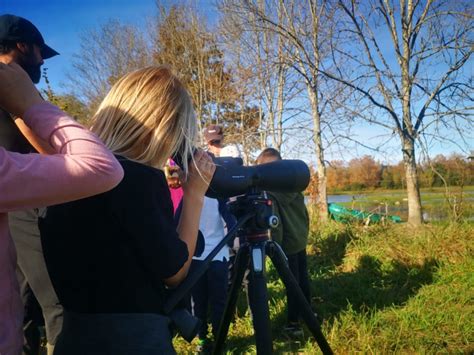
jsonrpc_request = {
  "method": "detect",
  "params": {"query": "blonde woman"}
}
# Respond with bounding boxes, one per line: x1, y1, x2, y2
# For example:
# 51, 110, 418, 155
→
39, 66, 215, 354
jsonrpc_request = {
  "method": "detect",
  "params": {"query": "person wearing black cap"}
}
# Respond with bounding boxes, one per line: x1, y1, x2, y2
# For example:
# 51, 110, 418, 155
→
203, 124, 224, 156
0, 14, 61, 355
0, 14, 58, 83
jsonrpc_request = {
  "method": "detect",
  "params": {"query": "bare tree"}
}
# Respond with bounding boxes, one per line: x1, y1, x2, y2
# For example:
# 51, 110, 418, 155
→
219, 0, 302, 153
67, 20, 152, 110
319, 0, 473, 225
67, 3, 240, 131
220, 0, 346, 221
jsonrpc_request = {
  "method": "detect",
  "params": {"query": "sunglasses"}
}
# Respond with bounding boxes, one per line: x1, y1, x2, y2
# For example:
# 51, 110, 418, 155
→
209, 139, 222, 146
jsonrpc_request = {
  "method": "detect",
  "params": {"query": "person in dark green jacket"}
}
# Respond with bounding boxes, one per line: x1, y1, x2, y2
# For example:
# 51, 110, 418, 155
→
256, 148, 311, 337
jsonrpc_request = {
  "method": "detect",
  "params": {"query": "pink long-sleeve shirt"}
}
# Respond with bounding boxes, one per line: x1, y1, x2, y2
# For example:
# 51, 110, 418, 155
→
0, 103, 124, 355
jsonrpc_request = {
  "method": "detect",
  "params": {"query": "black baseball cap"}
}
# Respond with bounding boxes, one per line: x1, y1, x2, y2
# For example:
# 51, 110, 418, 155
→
0, 14, 59, 59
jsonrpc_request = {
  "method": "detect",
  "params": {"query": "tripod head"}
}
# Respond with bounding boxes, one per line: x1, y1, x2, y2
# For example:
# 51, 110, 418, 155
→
228, 188, 279, 243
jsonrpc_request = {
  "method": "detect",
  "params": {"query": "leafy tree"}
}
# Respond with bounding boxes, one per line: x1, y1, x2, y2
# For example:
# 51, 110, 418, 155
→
348, 156, 382, 189
327, 160, 350, 191
380, 166, 395, 189
42, 68, 90, 124
153, 4, 237, 134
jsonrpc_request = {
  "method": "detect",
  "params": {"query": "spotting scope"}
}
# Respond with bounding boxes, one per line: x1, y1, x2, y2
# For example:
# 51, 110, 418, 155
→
205, 157, 310, 198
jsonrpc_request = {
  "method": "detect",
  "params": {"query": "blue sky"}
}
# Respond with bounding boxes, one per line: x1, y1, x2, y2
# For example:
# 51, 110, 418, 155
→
1, 0, 157, 91
1, 0, 471, 163
1, 0, 216, 92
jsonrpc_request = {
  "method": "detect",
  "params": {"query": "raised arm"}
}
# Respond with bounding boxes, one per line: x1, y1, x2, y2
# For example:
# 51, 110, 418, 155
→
165, 150, 215, 287
0, 62, 123, 212
14, 116, 55, 154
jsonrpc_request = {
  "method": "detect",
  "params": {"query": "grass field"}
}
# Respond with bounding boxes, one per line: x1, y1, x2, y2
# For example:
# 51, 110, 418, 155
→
173, 220, 474, 353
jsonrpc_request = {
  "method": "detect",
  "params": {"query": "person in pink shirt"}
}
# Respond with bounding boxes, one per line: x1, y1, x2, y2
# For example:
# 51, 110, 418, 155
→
1, 14, 63, 355
0, 62, 124, 355
165, 158, 184, 213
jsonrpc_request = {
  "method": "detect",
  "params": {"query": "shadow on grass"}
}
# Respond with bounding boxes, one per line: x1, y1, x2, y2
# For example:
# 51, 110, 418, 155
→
310, 230, 354, 270
310, 254, 439, 320
267, 250, 438, 353
215, 232, 439, 353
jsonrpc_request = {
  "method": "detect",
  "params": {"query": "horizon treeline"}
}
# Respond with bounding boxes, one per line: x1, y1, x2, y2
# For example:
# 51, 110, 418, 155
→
318, 154, 473, 192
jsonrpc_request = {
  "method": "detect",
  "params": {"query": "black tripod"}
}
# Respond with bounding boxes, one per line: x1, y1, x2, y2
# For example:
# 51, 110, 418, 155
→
164, 189, 333, 354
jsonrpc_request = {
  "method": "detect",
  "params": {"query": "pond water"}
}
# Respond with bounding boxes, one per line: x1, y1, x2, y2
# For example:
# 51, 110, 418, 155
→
306, 191, 474, 222
327, 195, 363, 203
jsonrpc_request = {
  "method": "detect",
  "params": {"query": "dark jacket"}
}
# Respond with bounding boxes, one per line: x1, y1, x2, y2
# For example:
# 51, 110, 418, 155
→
268, 191, 309, 255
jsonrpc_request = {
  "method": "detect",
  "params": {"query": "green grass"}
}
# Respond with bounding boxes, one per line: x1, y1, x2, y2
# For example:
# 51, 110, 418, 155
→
173, 221, 474, 353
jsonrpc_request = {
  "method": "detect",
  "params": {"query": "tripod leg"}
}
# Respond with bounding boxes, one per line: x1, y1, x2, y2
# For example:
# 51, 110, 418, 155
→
213, 245, 250, 355
267, 242, 333, 355
247, 242, 273, 354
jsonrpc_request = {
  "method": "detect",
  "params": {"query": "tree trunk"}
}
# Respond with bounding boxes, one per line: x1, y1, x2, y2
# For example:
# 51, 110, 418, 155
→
308, 88, 328, 221
275, 65, 284, 151
258, 105, 267, 150
402, 137, 423, 226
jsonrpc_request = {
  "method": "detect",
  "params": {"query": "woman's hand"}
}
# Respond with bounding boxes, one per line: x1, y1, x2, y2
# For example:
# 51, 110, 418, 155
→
181, 149, 215, 198
0, 62, 43, 116
164, 150, 215, 287
164, 161, 182, 189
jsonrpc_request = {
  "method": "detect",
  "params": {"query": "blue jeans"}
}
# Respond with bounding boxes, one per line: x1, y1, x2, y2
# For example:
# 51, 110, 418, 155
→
54, 311, 175, 355
190, 259, 229, 339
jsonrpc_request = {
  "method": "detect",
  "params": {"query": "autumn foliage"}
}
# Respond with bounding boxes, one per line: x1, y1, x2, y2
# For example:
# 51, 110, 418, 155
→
311, 154, 473, 192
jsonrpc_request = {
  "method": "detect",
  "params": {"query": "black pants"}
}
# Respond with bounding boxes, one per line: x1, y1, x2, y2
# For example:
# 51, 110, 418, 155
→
286, 249, 311, 324
9, 209, 63, 349
190, 259, 228, 339
19, 282, 44, 355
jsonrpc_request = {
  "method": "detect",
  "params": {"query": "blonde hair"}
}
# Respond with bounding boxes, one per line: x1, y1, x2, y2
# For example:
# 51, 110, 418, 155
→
90, 66, 196, 174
